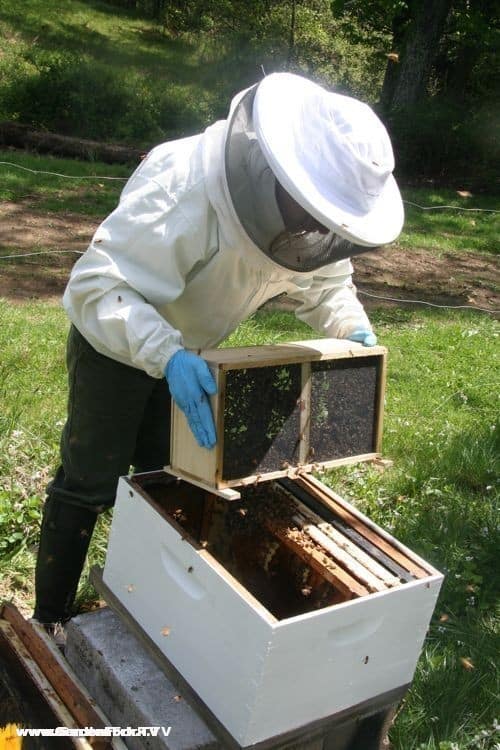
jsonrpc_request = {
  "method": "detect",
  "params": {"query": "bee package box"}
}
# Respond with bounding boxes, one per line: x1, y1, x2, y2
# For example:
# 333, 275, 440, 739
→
102, 470, 443, 749
170, 338, 387, 489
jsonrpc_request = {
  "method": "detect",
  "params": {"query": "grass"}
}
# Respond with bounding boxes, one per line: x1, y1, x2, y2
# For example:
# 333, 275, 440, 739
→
397, 188, 500, 257
0, 297, 498, 749
0, 0, 287, 145
0, 85, 498, 750
0, 0, 390, 146
0, 2, 497, 743
0, 151, 128, 216
1, 151, 499, 268
0, 0, 242, 92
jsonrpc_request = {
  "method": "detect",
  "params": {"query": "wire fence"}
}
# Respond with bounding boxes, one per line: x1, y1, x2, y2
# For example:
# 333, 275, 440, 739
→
0, 160, 498, 314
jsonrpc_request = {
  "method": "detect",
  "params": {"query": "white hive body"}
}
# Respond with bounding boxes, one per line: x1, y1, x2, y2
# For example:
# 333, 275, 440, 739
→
103, 469, 443, 748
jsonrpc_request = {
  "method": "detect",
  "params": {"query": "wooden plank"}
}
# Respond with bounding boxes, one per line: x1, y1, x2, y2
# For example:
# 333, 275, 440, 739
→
286, 495, 400, 587
164, 466, 241, 501
315, 521, 400, 587
292, 514, 389, 593
277, 478, 414, 582
0, 621, 91, 749
169, 364, 223, 486
214, 368, 226, 486
0, 604, 110, 745
171, 339, 385, 490
373, 351, 387, 454
170, 405, 216, 486
211, 456, 378, 491
27, 621, 128, 750
305, 454, 381, 473
296, 476, 429, 578
298, 362, 312, 465
263, 519, 369, 599
200, 340, 387, 370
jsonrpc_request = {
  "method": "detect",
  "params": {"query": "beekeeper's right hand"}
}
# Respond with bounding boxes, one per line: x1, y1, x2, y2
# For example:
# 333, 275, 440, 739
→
165, 350, 217, 449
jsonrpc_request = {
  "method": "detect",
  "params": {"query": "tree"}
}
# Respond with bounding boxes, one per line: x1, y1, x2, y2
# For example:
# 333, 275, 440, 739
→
331, 0, 499, 182
331, 0, 498, 110
380, 0, 453, 110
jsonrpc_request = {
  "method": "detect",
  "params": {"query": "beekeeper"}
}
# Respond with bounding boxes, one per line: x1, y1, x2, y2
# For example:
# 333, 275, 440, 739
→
34, 72, 404, 626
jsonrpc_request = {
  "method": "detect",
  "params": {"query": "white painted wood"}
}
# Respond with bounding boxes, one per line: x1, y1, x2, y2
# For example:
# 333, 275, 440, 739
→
246, 576, 442, 744
103, 478, 274, 747
103, 475, 443, 747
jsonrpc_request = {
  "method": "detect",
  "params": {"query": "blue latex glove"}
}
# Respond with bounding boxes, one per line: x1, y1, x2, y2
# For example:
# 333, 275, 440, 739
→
347, 329, 378, 347
165, 350, 217, 449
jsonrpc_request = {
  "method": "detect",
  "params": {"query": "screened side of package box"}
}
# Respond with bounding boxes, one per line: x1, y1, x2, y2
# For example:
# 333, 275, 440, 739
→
170, 339, 387, 488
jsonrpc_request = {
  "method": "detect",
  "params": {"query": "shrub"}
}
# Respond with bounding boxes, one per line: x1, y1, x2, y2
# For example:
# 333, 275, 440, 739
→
0, 49, 217, 145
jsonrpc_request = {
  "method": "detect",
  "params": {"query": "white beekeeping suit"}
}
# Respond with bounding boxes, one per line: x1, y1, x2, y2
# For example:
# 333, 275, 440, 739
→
63, 73, 403, 378
34, 72, 405, 629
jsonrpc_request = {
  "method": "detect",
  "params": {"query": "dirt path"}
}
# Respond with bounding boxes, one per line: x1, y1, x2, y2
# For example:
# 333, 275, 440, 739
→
1, 200, 498, 313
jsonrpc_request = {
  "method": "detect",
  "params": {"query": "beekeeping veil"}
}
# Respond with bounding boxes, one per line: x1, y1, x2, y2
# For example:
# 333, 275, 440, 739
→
224, 73, 404, 273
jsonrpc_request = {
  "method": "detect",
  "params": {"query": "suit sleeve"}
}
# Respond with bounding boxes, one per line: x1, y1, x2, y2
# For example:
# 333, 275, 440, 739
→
63, 175, 206, 378
287, 259, 373, 339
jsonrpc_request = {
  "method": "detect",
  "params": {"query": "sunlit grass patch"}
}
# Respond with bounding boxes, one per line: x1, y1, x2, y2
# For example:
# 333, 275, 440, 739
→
0, 150, 128, 215
399, 188, 500, 256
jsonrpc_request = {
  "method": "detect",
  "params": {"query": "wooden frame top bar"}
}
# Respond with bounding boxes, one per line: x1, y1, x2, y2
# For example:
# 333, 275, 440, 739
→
198, 339, 387, 370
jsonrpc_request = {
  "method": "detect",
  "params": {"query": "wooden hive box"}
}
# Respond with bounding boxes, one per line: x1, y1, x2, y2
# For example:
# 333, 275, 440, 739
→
170, 338, 387, 489
103, 470, 443, 748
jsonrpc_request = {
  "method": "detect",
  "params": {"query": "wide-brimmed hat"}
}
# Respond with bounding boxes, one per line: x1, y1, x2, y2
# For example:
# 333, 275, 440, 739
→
252, 72, 404, 247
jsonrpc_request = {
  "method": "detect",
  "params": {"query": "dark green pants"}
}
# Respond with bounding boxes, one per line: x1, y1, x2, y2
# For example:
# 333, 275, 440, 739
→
34, 325, 171, 623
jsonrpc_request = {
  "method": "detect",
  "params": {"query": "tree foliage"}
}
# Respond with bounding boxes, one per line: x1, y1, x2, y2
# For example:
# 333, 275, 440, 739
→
1, 0, 497, 184
331, 0, 499, 183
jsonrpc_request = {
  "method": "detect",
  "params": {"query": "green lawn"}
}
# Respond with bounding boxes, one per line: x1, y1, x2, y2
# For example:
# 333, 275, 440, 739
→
399, 188, 499, 257
0, 151, 129, 215
0, 297, 498, 750
1, 150, 499, 264
0, 0, 279, 144
0, 117, 500, 750
1, 2, 498, 744
0, 121, 498, 750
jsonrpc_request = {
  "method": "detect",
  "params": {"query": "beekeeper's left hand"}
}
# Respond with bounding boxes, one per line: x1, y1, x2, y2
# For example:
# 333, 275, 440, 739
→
347, 329, 378, 347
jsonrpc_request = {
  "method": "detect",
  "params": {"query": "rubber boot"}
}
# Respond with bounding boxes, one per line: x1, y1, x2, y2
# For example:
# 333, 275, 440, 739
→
33, 496, 98, 624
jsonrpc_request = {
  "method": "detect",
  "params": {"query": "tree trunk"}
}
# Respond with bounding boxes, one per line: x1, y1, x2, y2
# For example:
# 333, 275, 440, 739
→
0, 122, 145, 165
379, 7, 411, 111
383, 0, 453, 111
